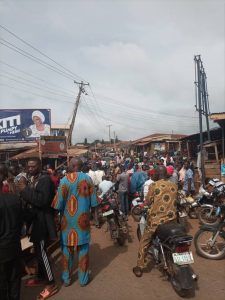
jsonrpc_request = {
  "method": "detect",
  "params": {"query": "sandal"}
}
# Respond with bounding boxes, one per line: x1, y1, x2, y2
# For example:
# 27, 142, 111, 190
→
25, 278, 45, 287
133, 266, 143, 277
37, 285, 58, 300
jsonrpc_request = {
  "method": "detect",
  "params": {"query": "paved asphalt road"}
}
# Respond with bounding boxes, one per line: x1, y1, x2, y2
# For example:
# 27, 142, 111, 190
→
21, 218, 225, 300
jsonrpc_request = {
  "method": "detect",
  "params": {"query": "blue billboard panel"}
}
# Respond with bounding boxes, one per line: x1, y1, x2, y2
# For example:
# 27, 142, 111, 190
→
0, 109, 51, 142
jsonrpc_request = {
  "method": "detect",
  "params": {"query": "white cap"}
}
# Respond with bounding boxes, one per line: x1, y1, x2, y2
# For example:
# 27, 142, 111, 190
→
32, 110, 45, 122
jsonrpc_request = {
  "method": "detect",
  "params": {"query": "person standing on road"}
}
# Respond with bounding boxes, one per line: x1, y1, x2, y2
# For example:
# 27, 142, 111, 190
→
98, 175, 114, 198
95, 164, 105, 187
183, 161, 195, 196
52, 158, 98, 287
16, 158, 58, 300
0, 165, 22, 300
133, 166, 178, 277
117, 167, 129, 219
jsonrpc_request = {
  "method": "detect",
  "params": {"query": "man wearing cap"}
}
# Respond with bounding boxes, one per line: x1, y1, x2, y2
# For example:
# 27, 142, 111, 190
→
29, 110, 50, 137
133, 166, 178, 277
167, 165, 178, 185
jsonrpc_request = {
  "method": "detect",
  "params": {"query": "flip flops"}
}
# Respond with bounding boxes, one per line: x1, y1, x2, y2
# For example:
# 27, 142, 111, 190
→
37, 285, 58, 300
133, 266, 143, 277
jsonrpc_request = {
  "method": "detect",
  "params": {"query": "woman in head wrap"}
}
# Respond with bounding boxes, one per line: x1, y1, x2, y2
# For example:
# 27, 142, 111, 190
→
29, 110, 50, 137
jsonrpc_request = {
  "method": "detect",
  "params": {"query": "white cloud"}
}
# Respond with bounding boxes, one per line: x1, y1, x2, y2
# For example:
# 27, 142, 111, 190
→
0, 0, 224, 143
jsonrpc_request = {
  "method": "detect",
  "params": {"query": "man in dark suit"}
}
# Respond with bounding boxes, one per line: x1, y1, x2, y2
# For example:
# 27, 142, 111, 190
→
16, 158, 58, 299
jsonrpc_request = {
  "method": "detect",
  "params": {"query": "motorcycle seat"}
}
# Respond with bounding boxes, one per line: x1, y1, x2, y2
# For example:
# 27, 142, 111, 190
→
156, 223, 186, 241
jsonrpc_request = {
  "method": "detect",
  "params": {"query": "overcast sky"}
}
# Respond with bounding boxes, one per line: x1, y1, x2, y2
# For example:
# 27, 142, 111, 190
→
0, 0, 224, 143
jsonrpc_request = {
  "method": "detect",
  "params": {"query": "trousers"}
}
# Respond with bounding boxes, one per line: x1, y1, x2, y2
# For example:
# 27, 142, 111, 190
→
61, 243, 89, 286
34, 240, 54, 284
118, 192, 129, 216
0, 258, 21, 300
137, 224, 156, 268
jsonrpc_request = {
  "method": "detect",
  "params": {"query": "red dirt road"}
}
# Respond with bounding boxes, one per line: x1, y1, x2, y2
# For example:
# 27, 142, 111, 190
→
21, 218, 225, 300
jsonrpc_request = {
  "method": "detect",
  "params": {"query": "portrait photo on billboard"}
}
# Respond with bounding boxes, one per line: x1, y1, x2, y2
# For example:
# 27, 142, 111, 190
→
0, 109, 51, 142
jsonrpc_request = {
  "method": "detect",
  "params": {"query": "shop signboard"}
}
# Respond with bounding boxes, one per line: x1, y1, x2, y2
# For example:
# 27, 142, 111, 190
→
0, 109, 51, 142
154, 142, 166, 151
39, 136, 67, 155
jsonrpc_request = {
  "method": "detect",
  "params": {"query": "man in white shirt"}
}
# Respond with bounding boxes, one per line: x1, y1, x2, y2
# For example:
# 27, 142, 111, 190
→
95, 164, 105, 186
143, 169, 156, 200
88, 166, 98, 186
98, 176, 114, 198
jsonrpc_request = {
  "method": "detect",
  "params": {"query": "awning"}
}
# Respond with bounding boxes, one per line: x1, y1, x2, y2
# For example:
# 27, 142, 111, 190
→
10, 147, 88, 160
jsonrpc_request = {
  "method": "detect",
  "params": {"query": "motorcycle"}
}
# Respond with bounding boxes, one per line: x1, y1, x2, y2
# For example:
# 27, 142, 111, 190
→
197, 192, 223, 226
131, 192, 144, 222
99, 187, 128, 246
194, 205, 225, 260
177, 191, 197, 220
136, 209, 196, 297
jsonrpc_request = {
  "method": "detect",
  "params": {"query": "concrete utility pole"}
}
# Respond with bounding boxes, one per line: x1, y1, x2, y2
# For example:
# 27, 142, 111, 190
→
106, 124, 112, 143
113, 131, 116, 151
68, 81, 89, 146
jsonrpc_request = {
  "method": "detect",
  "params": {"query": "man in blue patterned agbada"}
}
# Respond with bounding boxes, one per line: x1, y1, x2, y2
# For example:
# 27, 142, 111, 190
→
52, 158, 98, 287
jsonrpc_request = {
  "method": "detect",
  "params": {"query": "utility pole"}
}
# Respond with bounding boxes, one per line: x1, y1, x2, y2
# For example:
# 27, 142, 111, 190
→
106, 124, 112, 144
113, 131, 116, 151
68, 80, 89, 146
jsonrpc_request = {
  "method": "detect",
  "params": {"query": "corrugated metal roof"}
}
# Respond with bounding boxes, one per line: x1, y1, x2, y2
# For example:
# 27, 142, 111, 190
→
51, 124, 70, 129
10, 146, 88, 160
132, 133, 186, 145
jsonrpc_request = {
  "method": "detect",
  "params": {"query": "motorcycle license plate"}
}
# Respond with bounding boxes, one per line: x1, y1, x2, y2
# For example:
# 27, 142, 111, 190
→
172, 251, 194, 265
102, 210, 114, 217
132, 200, 138, 206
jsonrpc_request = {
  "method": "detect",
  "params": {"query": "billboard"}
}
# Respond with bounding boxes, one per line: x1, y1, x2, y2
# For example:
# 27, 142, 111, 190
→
0, 109, 51, 142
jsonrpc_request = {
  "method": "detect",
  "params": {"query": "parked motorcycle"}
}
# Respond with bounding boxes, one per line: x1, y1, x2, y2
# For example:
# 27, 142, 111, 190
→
194, 205, 225, 260
99, 187, 128, 246
198, 193, 224, 226
177, 191, 197, 219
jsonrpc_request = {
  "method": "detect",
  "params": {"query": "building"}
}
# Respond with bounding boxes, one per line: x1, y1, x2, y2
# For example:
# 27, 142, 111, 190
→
131, 133, 186, 155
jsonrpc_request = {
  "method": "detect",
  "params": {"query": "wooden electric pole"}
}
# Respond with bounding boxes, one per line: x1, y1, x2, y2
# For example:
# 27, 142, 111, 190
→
68, 81, 89, 146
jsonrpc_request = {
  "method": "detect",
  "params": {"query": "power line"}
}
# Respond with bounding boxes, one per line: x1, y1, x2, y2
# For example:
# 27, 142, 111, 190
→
0, 71, 75, 100
81, 96, 105, 128
0, 39, 75, 80
87, 93, 198, 119
0, 60, 75, 95
85, 100, 199, 125
0, 82, 74, 104
0, 24, 88, 83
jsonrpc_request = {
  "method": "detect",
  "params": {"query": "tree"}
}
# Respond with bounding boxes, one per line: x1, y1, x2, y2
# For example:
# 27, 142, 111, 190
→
84, 138, 88, 145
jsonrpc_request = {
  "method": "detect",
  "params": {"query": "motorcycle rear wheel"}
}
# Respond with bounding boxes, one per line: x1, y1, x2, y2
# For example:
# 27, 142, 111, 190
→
168, 260, 194, 297
170, 276, 191, 298
194, 229, 225, 260
198, 207, 220, 225
188, 208, 198, 219
117, 234, 126, 246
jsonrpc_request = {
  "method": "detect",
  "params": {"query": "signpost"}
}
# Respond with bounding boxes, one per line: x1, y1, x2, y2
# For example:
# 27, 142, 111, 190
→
39, 136, 68, 168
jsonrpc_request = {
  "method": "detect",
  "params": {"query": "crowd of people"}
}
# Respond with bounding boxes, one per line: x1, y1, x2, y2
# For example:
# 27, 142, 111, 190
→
0, 151, 207, 300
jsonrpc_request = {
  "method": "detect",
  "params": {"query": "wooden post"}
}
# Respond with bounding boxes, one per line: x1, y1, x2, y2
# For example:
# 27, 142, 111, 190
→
38, 140, 42, 161
186, 141, 190, 159
214, 144, 219, 162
